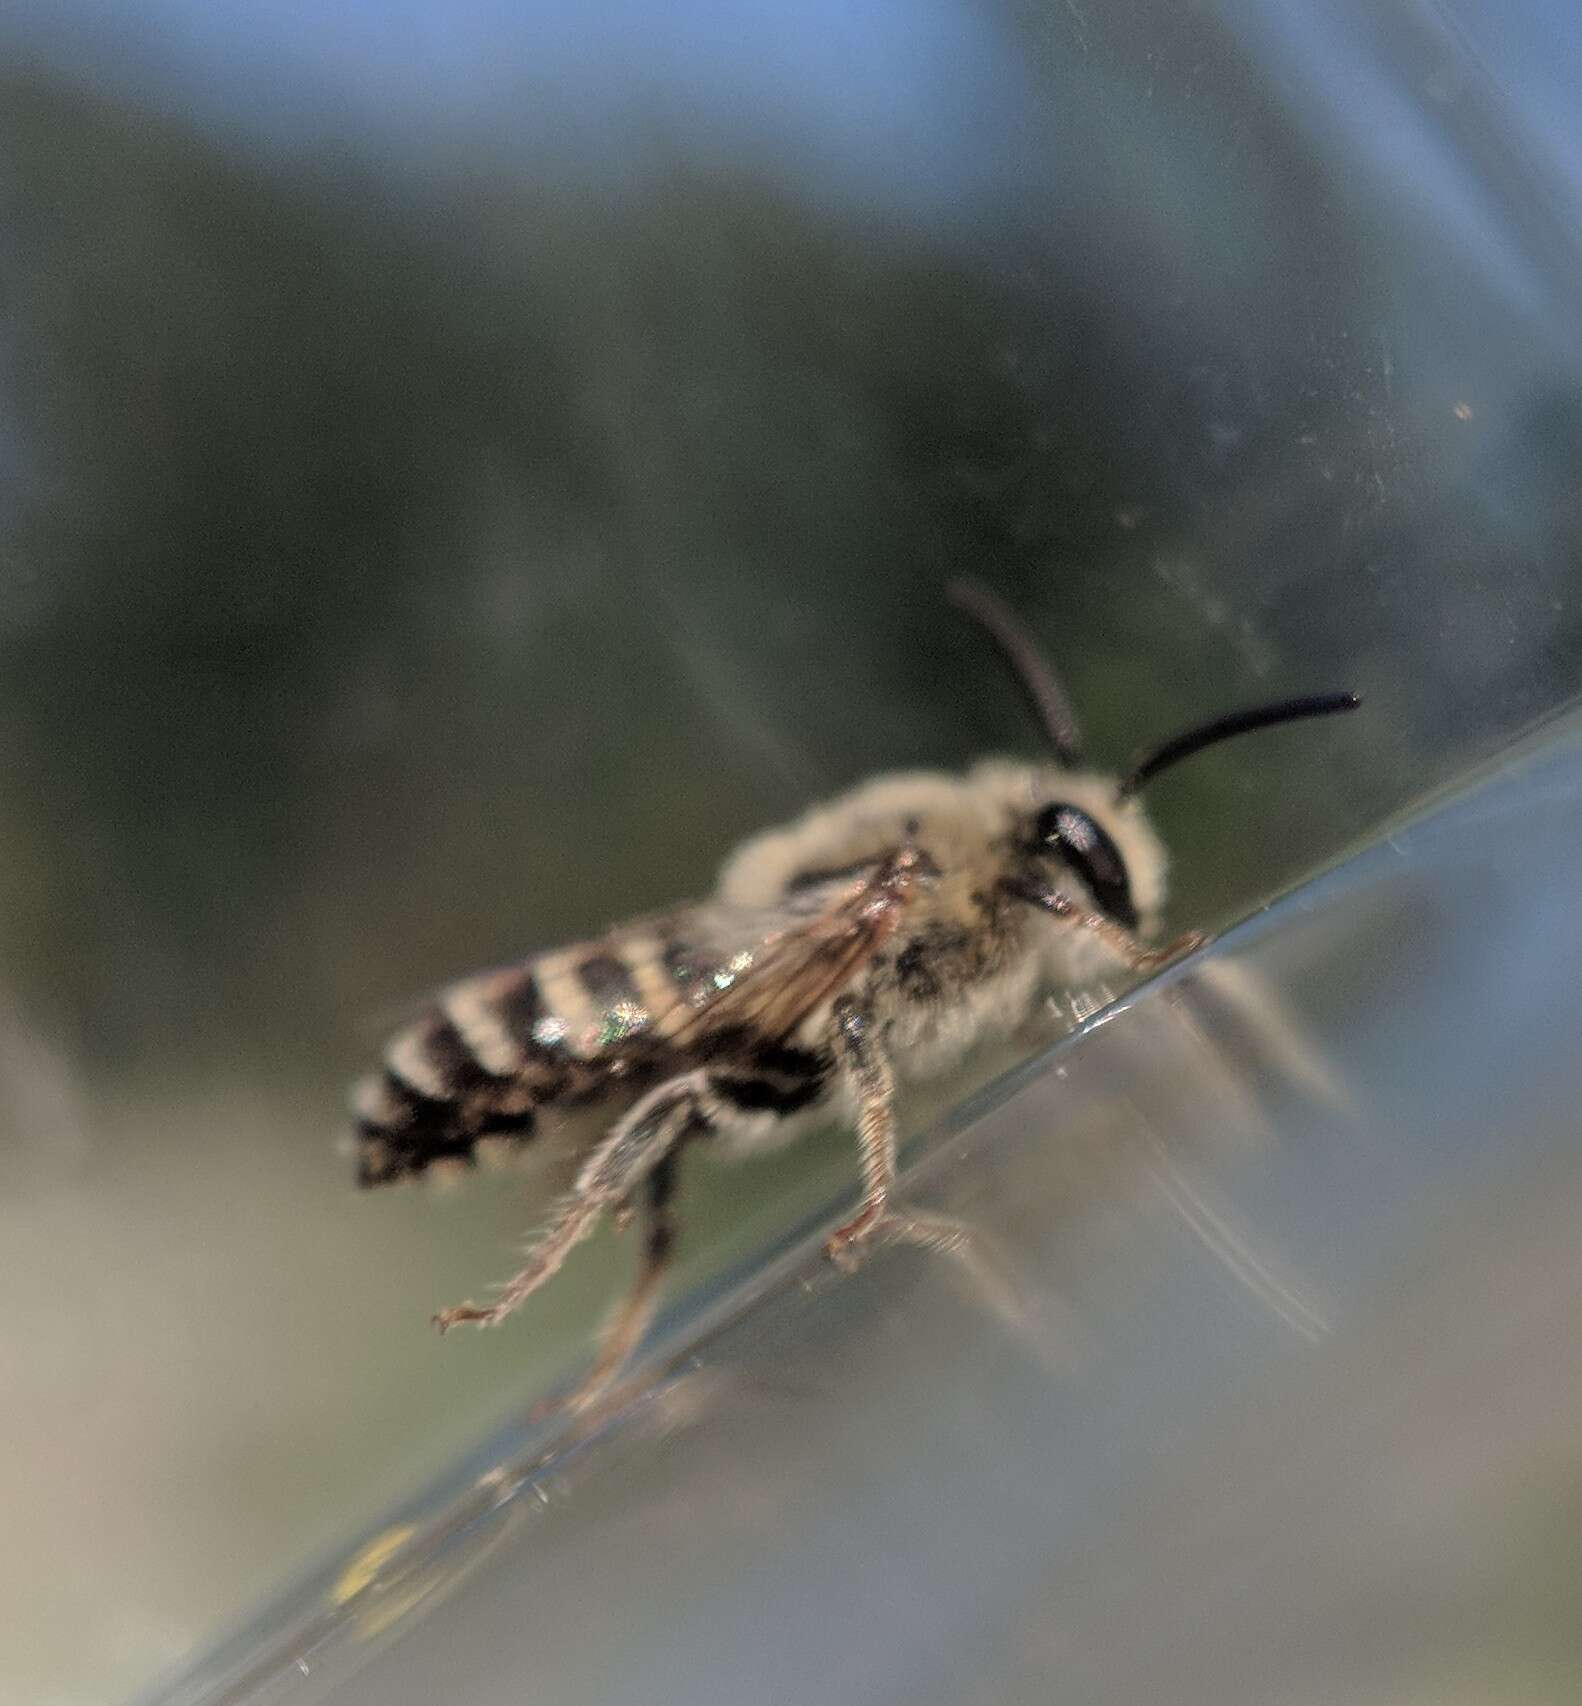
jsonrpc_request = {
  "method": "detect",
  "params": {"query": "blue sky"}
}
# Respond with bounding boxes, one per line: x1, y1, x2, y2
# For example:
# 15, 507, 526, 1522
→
0, 0, 1033, 216
7, 0, 1582, 331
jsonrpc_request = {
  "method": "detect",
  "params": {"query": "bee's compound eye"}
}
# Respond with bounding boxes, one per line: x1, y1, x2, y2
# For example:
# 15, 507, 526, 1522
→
1034, 804, 1124, 885
1034, 802, 1137, 929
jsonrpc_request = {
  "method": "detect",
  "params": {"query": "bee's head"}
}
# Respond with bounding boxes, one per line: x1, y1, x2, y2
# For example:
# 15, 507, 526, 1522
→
949, 579, 1359, 941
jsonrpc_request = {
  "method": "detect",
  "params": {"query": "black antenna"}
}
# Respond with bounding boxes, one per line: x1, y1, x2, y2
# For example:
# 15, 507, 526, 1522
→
947, 579, 1084, 764
1120, 692, 1360, 798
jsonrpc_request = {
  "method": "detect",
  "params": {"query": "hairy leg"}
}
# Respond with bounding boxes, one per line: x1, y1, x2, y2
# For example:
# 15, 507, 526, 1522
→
434, 1071, 716, 1332
823, 997, 897, 1264
530, 1151, 683, 1418
1001, 874, 1204, 973
822, 995, 994, 1275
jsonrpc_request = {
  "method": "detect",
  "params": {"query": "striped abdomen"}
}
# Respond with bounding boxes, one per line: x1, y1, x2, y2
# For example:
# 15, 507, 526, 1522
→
351, 859, 925, 1186
352, 950, 651, 1187
350, 920, 812, 1186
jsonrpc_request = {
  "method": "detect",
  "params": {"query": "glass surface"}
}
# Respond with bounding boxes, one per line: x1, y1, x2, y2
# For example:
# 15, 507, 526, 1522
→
151, 707, 1582, 1706
0, 1, 1580, 1701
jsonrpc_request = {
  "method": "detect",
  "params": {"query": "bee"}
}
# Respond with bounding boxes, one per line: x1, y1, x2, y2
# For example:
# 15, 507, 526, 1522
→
351, 581, 1357, 1412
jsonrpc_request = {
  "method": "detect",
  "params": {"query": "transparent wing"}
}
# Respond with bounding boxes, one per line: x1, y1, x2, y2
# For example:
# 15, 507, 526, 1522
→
649, 850, 923, 1051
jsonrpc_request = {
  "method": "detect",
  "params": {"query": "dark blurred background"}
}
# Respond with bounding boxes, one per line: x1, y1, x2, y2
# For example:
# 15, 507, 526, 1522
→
2, 1, 1581, 1700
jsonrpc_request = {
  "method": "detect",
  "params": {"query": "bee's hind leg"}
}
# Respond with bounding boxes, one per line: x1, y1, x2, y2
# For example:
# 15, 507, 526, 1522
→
529, 1150, 682, 1420
824, 995, 971, 1270
434, 1071, 715, 1335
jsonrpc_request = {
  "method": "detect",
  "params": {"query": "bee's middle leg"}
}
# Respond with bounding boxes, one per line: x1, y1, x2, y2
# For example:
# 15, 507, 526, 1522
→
823, 996, 898, 1265
434, 1071, 717, 1333
825, 995, 975, 1271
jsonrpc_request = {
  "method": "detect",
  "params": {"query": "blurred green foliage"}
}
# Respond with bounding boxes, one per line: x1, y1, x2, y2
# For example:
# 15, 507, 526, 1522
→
5, 55, 1577, 1096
